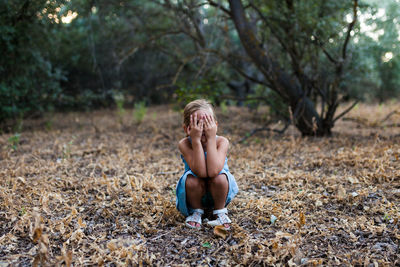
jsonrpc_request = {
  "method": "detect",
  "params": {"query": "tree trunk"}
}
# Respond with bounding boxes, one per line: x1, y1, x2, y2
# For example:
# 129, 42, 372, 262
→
228, 0, 330, 136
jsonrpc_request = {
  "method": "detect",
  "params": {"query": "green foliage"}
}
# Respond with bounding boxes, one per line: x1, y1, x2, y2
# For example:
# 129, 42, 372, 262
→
19, 207, 26, 216
0, 1, 65, 127
133, 101, 147, 124
0, 0, 399, 130
343, 0, 400, 101
62, 137, 75, 159
114, 93, 126, 124
8, 133, 21, 151
201, 242, 212, 248
220, 100, 228, 114
175, 77, 229, 108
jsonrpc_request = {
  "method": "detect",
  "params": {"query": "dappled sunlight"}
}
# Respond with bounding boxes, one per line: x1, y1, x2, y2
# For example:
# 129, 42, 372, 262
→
382, 52, 394, 62
61, 11, 78, 24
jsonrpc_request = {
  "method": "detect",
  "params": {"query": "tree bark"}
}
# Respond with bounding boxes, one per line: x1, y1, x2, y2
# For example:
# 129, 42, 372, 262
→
228, 0, 328, 135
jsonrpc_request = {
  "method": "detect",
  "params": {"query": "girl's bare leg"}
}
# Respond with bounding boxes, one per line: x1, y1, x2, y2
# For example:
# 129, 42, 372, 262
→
185, 175, 206, 227
208, 174, 230, 228
208, 174, 229, 209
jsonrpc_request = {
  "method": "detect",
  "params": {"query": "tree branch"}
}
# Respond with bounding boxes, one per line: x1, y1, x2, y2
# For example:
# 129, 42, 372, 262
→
207, 0, 232, 16
381, 110, 399, 123
117, 30, 183, 66
313, 36, 338, 64
202, 49, 272, 87
333, 100, 359, 123
342, 0, 358, 59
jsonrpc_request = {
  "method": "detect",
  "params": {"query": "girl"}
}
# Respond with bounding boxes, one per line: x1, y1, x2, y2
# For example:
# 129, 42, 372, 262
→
176, 99, 239, 230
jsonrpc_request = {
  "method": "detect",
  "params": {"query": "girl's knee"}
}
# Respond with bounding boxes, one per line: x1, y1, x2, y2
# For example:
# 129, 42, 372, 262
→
186, 175, 206, 191
209, 174, 228, 187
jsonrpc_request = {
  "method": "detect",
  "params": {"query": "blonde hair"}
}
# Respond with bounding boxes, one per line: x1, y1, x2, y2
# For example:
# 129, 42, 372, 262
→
183, 99, 217, 127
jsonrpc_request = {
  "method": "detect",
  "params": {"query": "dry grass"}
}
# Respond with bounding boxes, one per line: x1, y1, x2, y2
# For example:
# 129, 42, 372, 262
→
0, 102, 399, 266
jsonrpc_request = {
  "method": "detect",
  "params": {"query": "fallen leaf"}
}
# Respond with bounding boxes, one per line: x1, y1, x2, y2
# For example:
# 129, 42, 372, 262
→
202, 241, 211, 248
337, 185, 346, 200
107, 240, 118, 251
32, 228, 42, 243
299, 212, 306, 227
213, 225, 228, 239
275, 231, 292, 240
77, 217, 86, 228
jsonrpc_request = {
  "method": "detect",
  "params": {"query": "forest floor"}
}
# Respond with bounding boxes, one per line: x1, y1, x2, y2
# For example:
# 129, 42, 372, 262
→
0, 102, 399, 266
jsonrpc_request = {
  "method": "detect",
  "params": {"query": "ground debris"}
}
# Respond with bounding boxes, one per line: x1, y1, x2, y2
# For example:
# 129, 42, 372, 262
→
0, 103, 399, 265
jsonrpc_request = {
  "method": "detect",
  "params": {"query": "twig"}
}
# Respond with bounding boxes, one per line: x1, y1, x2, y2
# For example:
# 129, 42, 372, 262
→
207, 0, 232, 16
333, 100, 359, 123
381, 110, 399, 123
202, 49, 271, 87
117, 30, 182, 66
384, 123, 400, 128
149, 231, 169, 241
313, 35, 338, 64
155, 171, 180, 175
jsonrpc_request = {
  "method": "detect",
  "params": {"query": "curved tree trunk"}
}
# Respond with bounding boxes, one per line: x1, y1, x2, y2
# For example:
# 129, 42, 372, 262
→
228, 0, 329, 135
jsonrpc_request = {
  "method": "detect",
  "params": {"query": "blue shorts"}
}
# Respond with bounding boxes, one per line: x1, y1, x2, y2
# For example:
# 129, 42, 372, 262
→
175, 169, 239, 217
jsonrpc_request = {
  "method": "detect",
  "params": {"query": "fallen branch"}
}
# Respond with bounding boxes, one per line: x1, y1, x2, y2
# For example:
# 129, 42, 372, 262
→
381, 110, 399, 123
237, 122, 289, 144
342, 109, 399, 128
383, 123, 400, 128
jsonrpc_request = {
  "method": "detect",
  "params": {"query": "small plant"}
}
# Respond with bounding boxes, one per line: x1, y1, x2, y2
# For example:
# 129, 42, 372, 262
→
133, 101, 147, 124
220, 100, 228, 114
383, 213, 392, 223
19, 207, 26, 216
8, 133, 21, 151
62, 136, 75, 159
45, 120, 53, 131
114, 93, 126, 125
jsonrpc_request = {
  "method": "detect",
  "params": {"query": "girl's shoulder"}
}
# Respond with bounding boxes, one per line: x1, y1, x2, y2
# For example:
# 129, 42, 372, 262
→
216, 135, 229, 147
217, 135, 229, 143
178, 137, 191, 150
178, 136, 190, 144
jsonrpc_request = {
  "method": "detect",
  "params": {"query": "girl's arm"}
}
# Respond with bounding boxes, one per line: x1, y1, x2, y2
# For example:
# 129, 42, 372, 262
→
179, 138, 207, 178
206, 136, 229, 177
178, 113, 207, 178
204, 114, 229, 177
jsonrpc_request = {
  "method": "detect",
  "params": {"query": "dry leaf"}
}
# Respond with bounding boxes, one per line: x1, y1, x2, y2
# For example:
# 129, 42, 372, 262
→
77, 217, 86, 228
299, 212, 306, 227
337, 185, 346, 200
1, 103, 399, 266
32, 228, 42, 243
213, 225, 228, 239
275, 231, 292, 240
65, 250, 73, 267
107, 240, 118, 251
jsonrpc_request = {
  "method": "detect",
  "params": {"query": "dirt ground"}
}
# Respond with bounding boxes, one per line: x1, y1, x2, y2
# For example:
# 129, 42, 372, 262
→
0, 102, 399, 266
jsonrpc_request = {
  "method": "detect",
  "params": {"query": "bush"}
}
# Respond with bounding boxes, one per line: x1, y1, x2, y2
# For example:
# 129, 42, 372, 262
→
0, 1, 64, 129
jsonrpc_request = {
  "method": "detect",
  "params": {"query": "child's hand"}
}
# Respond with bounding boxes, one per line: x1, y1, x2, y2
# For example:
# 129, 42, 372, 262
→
188, 113, 203, 141
204, 114, 217, 138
